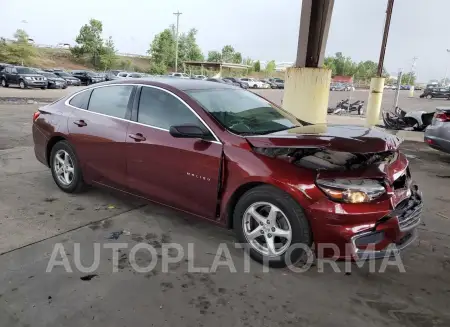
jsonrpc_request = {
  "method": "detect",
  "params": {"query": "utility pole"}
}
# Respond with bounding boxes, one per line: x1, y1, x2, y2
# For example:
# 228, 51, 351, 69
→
173, 11, 182, 72
408, 56, 417, 97
444, 49, 450, 86
366, 0, 394, 127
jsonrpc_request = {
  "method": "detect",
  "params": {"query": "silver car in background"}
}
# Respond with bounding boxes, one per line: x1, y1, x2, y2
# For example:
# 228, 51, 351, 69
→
424, 107, 450, 154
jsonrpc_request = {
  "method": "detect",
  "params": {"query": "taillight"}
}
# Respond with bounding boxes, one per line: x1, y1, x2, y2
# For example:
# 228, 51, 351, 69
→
435, 112, 450, 122
33, 111, 40, 122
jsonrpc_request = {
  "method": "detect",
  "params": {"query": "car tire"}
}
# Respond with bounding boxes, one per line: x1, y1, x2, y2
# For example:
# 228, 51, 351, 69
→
86, 79, 91, 85
41, 87, 47, 90
331, 88, 335, 91
19, 80, 26, 89
253, 84, 258, 89
1, 78, 8, 87
50, 141, 86, 193
233, 185, 312, 268
426, 95, 432, 99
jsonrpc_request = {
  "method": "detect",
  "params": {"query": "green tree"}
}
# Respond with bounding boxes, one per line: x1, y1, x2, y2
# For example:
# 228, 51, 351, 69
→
99, 36, 118, 70
221, 45, 235, 62
14, 29, 29, 43
207, 50, 221, 62
265, 60, 276, 73
253, 60, 261, 72
148, 28, 176, 72
401, 72, 416, 85
177, 28, 204, 69
71, 19, 104, 68
232, 52, 242, 64
0, 29, 35, 65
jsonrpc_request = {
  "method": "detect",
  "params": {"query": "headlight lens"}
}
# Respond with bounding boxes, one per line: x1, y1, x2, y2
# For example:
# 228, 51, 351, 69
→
316, 179, 386, 203
25, 76, 32, 80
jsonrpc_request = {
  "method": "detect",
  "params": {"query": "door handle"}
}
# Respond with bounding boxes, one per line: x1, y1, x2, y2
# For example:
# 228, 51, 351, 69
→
73, 120, 87, 127
128, 133, 146, 142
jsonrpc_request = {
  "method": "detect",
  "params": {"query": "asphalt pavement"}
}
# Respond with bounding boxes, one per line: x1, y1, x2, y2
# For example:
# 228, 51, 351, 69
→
0, 103, 450, 326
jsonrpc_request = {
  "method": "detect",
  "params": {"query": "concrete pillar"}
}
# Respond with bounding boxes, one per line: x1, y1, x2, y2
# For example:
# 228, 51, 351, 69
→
365, 77, 385, 127
409, 85, 415, 97
283, 67, 331, 124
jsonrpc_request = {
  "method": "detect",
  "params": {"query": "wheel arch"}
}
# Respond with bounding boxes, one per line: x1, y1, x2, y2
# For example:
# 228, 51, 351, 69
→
46, 135, 67, 166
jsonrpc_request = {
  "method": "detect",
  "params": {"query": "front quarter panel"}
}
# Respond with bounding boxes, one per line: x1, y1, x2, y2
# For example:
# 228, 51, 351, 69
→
219, 142, 319, 224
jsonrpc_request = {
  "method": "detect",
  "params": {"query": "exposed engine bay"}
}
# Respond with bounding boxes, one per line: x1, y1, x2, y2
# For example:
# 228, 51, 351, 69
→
253, 147, 396, 171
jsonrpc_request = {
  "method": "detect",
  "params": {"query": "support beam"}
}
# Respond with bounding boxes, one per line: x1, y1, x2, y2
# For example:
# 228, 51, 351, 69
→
283, 0, 334, 124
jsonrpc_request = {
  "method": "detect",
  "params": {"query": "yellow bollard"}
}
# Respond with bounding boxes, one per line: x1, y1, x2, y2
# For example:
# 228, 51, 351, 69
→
409, 86, 415, 98
365, 77, 385, 127
282, 67, 331, 125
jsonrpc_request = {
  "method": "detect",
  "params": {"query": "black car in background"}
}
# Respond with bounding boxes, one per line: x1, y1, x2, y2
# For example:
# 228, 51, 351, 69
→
0, 66, 47, 89
36, 71, 67, 89
53, 71, 81, 86
223, 77, 249, 89
420, 87, 450, 99
261, 78, 278, 89
70, 70, 103, 85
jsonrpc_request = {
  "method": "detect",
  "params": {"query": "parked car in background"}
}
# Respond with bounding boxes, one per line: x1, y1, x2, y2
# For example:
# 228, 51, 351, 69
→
53, 71, 81, 86
117, 72, 144, 79
272, 79, 284, 89
0, 63, 11, 70
70, 70, 103, 85
0, 66, 47, 89
344, 83, 355, 91
168, 72, 190, 79
36, 70, 67, 89
32, 78, 422, 267
240, 78, 264, 89
419, 87, 450, 99
206, 78, 240, 87
261, 79, 277, 89
193, 75, 207, 80
424, 107, 450, 154
223, 77, 249, 89
414, 85, 423, 91
257, 79, 271, 89
330, 83, 346, 91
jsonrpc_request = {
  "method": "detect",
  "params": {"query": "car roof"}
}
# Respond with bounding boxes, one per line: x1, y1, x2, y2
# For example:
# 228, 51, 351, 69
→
103, 77, 238, 91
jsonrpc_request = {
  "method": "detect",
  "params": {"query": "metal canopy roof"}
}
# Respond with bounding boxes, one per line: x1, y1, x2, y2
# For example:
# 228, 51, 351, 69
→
183, 61, 251, 70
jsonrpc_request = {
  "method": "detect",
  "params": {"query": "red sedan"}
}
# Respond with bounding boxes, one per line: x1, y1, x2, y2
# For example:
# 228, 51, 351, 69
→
32, 78, 422, 267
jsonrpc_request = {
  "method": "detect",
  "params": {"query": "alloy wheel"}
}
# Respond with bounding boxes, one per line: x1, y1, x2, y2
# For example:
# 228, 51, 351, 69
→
1, 79, 5, 87
19, 81, 25, 89
242, 202, 292, 257
53, 149, 75, 186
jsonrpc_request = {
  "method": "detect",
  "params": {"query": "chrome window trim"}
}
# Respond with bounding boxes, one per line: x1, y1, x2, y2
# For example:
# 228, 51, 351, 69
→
64, 83, 222, 145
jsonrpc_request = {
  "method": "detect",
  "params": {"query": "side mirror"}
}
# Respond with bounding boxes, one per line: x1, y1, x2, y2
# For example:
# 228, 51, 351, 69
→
169, 124, 207, 139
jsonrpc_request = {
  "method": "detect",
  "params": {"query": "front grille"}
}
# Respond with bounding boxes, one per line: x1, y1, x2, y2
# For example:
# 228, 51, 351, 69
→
394, 193, 423, 231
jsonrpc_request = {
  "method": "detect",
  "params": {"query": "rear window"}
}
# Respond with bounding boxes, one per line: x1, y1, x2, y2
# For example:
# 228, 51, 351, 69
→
88, 85, 134, 119
69, 90, 92, 110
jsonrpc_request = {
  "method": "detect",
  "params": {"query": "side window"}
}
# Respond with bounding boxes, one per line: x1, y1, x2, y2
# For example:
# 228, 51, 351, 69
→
137, 87, 208, 132
88, 85, 134, 118
11, 68, 17, 73
69, 90, 92, 109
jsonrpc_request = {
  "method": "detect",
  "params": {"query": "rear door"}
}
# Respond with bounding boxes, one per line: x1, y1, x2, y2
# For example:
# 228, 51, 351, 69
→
126, 85, 222, 219
67, 85, 136, 189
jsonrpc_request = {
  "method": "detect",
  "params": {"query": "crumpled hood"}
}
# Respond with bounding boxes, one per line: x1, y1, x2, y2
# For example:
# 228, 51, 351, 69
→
245, 124, 402, 153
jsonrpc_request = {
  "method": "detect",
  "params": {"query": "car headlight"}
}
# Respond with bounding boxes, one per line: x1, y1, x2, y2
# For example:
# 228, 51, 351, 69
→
316, 179, 386, 203
49, 80, 55, 83
25, 76, 32, 80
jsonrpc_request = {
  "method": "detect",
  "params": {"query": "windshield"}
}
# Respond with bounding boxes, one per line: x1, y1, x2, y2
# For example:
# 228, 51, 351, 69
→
186, 89, 301, 135
17, 68, 35, 74
57, 72, 71, 77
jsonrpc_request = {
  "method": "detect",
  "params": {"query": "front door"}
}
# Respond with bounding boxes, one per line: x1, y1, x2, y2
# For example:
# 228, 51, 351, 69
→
126, 86, 222, 219
9, 67, 20, 85
67, 85, 135, 189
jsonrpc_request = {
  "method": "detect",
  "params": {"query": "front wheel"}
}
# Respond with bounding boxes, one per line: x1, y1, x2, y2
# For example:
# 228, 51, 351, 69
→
233, 185, 312, 268
426, 94, 432, 99
19, 80, 26, 89
50, 141, 86, 193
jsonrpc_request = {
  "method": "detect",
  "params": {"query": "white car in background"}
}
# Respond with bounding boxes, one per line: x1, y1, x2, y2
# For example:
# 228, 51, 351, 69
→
116, 72, 144, 79
168, 72, 190, 79
240, 77, 264, 89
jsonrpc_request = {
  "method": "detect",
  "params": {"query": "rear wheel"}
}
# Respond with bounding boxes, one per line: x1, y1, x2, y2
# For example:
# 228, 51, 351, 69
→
50, 141, 86, 193
426, 94, 432, 99
1, 78, 8, 87
253, 84, 258, 89
233, 185, 312, 268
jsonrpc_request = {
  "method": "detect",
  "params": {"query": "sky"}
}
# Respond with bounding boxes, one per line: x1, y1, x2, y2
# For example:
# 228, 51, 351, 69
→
0, 0, 447, 82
